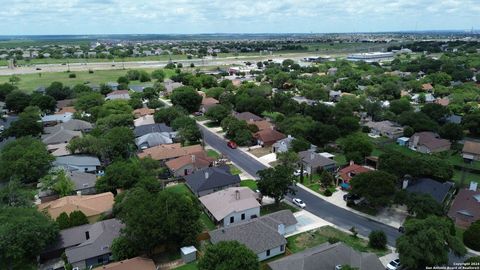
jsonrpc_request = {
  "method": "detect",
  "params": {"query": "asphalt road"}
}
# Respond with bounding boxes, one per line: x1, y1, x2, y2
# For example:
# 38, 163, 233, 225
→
199, 125, 402, 245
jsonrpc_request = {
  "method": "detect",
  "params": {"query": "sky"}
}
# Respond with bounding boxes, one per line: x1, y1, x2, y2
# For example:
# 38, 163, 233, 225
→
1, 0, 479, 35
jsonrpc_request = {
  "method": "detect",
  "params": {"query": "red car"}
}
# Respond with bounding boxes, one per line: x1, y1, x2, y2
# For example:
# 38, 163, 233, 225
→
227, 141, 238, 149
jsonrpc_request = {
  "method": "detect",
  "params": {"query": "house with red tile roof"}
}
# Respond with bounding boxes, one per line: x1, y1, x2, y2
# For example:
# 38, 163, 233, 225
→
337, 161, 373, 184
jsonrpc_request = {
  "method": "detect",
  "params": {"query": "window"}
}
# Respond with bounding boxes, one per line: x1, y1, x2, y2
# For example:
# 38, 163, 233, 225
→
241, 213, 245, 220
280, 245, 284, 252
230, 216, 234, 223
266, 249, 270, 256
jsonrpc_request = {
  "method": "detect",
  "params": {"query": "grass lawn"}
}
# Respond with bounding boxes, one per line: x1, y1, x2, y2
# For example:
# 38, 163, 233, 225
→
229, 165, 242, 175
455, 227, 465, 244
165, 183, 192, 196
0, 68, 175, 92
452, 170, 480, 187
448, 154, 480, 170
174, 262, 198, 270
240, 179, 258, 190
204, 121, 220, 128
287, 226, 389, 257
206, 149, 221, 159
200, 212, 216, 231
260, 202, 299, 216
194, 115, 208, 121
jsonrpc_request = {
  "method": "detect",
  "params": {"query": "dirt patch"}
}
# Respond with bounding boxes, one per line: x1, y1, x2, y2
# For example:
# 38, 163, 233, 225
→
248, 146, 272, 157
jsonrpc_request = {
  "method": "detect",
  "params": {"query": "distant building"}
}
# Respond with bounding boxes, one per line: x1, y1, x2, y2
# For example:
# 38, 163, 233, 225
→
462, 141, 480, 162
185, 166, 241, 197
448, 183, 480, 228
299, 150, 337, 174
409, 132, 451, 154
364, 120, 404, 139
347, 52, 394, 63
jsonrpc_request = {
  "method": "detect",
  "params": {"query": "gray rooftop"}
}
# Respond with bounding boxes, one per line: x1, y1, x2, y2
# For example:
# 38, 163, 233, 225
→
135, 132, 173, 149
64, 219, 123, 264
54, 155, 101, 169
406, 178, 454, 203
299, 150, 337, 168
209, 210, 296, 254
185, 166, 241, 194
268, 242, 384, 270
67, 171, 97, 191
41, 127, 82, 145
234, 111, 263, 122
44, 119, 93, 134
134, 123, 174, 137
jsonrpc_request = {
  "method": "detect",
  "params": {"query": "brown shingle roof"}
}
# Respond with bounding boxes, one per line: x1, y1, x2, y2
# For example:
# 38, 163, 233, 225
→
463, 141, 480, 155
137, 143, 203, 161
55, 106, 77, 114
38, 192, 114, 220
96, 257, 156, 270
252, 120, 274, 131
133, 108, 155, 118
165, 151, 214, 171
254, 129, 286, 144
422, 83, 433, 91
410, 132, 451, 151
448, 188, 480, 228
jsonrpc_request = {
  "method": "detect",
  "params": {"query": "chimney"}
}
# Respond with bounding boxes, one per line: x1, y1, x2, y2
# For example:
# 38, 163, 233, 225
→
205, 171, 209, 179
349, 160, 355, 166
287, 135, 292, 138
277, 223, 285, 235
85, 231, 90, 240
76, 191, 82, 196
310, 152, 315, 160
469, 182, 478, 191
191, 155, 196, 163
235, 190, 240, 200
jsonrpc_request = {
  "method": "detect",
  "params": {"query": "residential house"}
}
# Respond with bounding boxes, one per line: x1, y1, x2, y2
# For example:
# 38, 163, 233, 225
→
37, 170, 97, 203
106, 82, 119, 91
54, 155, 101, 173
448, 183, 480, 228
38, 192, 114, 222
251, 120, 274, 131
409, 132, 451, 153
56, 99, 76, 111
337, 161, 373, 185
462, 141, 480, 162
40, 219, 123, 270
56, 106, 76, 115
329, 90, 342, 102
95, 257, 156, 270
327, 67, 338, 76
105, 90, 130, 101
200, 97, 219, 113
254, 129, 286, 147
185, 166, 241, 197
364, 120, 404, 139
165, 151, 214, 177
272, 135, 295, 153
209, 210, 297, 261
268, 242, 384, 270
133, 108, 155, 118
42, 128, 82, 145
299, 150, 337, 174
445, 114, 462, 124
134, 123, 176, 138
135, 132, 173, 149
41, 112, 74, 126
199, 187, 260, 227
436, 97, 450, 107
292, 96, 317, 106
234, 111, 263, 122
163, 80, 184, 95
422, 83, 434, 92
129, 85, 146, 93
403, 177, 454, 204
45, 119, 93, 134
134, 115, 155, 127
411, 93, 435, 103
47, 143, 71, 157
137, 143, 203, 162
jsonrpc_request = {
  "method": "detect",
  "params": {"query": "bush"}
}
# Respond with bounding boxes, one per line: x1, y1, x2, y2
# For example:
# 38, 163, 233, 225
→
324, 189, 333, 197
69, 73, 76, 78
88, 69, 94, 74
464, 221, 480, 251
328, 237, 339, 244
368, 230, 387, 249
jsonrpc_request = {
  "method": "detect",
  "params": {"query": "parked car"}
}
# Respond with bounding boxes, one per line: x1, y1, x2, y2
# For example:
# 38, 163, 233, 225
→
343, 193, 360, 201
398, 226, 405, 233
227, 140, 238, 149
292, 198, 306, 208
293, 169, 307, 176
386, 259, 401, 270
193, 111, 203, 116
36, 67, 42, 70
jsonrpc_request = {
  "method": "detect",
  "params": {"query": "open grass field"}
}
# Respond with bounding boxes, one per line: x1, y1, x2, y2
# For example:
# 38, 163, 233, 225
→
287, 226, 389, 256
0, 68, 175, 92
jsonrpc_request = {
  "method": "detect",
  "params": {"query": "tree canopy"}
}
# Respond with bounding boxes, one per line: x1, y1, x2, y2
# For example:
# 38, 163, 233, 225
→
350, 171, 397, 208
257, 165, 296, 205
198, 241, 259, 270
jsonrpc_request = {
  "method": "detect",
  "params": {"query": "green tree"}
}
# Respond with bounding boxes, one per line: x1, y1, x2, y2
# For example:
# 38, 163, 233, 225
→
465, 256, 480, 264
368, 230, 387, 249
350, 171, 397, 208
0, 137, 54, 183
257, 165, 296, 205
0, 83, 15, 101
338, 116, 360, 135
69, 210, 89, 227
205, 104, 231, 123
389, 98, 412, 115
114, 188, 202, 256
3, 106, 42, 138
341, 133, 373, 164
205, 87, 225, 99
420, 103, 449, 123
0, 207, 58, 269
46, 81, 73, 100
8, 75, 21, 85
439, 123, 463, 142
404, 193, 443, 219
463, 112, 480, 137
43, 170, 75, 197
96, 160, 146, 193
171, 116, 202, 145
5, 90, 31, 113
98, 99, 133, 118
30, 93, 56, 113
154, 106, 187, 125
464, 220, 480, 251
320, 170, 334, 188
0, 179, 33, 208
291, 138, 310, 153
56, 212, 71, 230
198, 241, 259, 270
111, 236, 138, 261
126, 70, 140, 81
396, 216, 466, 269
74, 92, 104, 114
151, 69, 166, 81
170, 86, 202, 113
276, 150, 299, 169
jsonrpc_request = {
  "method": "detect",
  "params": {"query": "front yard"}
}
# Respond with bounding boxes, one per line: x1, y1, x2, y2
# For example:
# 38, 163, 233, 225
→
240, 179, 258, 190
260, 202, 300, 216
248, 146, 273, 158
287, 226, 389, 257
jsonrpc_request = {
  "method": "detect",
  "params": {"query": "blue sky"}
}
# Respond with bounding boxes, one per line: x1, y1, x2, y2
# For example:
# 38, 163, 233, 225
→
2, 0, 479, 35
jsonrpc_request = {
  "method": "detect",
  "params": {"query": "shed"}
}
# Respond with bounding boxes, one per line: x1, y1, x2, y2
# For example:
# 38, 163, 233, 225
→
181, 246, 197, 263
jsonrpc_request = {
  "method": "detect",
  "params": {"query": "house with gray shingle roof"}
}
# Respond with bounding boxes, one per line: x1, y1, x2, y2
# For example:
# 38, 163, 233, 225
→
41, 127, 82, 145
299, 150, 337, 174
185, 166, 241, 197
209, 210, 297, 261
135, 132, 173, 149
54, 155, 101, 173
268, 242, 384, 270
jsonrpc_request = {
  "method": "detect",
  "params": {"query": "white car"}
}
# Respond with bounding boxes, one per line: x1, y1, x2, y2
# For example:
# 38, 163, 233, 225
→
292, 198, 306, 208
386, 259, 401, 270
293, 169, 307, 176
